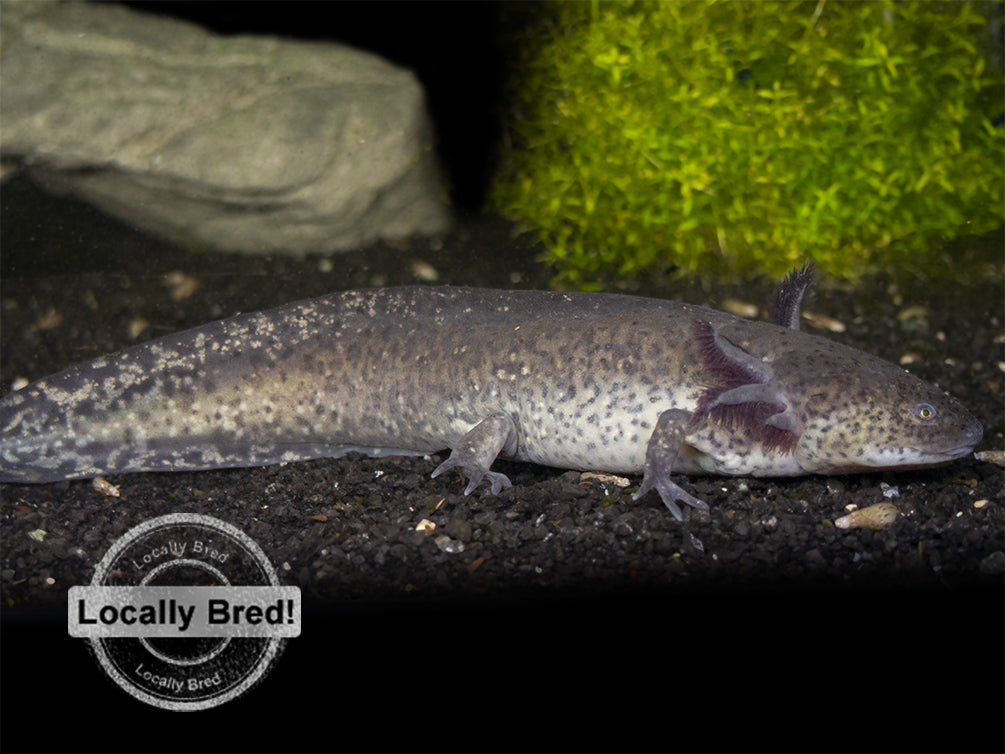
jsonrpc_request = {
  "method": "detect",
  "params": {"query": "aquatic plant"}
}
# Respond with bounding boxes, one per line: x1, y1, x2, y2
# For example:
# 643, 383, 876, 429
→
492, 0, 1004, 286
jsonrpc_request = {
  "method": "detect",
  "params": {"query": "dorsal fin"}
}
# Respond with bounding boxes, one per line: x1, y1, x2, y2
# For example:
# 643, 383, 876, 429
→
771, 262, 816, 330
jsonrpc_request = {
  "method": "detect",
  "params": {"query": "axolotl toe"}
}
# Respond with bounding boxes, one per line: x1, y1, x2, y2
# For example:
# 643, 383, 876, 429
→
0, 265, 983, 519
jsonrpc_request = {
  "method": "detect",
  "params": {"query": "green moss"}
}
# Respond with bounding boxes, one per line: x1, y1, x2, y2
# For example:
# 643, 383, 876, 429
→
492, 0, 1004, 286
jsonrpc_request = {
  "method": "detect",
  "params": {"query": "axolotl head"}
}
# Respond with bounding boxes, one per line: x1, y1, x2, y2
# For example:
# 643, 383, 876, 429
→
775, 336, 984, 474
701, 263, 982, 477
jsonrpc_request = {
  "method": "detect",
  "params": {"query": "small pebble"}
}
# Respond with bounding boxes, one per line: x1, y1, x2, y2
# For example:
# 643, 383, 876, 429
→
91, 476, 120, 498
411, 260, 440, 282
896, 305, 930, 333
722, 299, 759, 318
579, 472, 630, 488
416, 518, 436, 534
434, 535, 464, 554
33, 308, 63, 331
801, 311, 846, 332
974, 450, 1005, 468
164, 271, 200, 301
128, 317, 150, 340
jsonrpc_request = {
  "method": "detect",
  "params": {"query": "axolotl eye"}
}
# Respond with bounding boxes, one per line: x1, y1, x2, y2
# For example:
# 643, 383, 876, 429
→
913, 403, 937, 420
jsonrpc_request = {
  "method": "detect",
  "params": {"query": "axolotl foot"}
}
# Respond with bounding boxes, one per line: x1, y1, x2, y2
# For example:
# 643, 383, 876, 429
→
431, 412, 517, 496
633, 474, 708, 521
632, 408, 710, 520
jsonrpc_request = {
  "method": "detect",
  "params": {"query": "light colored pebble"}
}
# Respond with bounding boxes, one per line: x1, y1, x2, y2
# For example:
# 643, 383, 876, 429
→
411, 260, 440, 282
128, 317, 150, 340
164, 271, 200, 301
91, 476, 120, 497
33, 308, 63, 331
580, 472, 630, 488
415, 518, 436, 534
801, 311, 846, 333
434, 535, 464, 554
722, 299, 759, 318
975, 450, 1005, 468
880, 482, 900, 499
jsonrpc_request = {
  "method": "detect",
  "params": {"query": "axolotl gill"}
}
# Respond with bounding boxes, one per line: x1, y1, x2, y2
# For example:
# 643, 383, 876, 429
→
0, 265, 983, 519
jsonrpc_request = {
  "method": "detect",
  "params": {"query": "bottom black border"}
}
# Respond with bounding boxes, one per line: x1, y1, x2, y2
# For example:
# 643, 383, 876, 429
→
3, 582, 1003, 753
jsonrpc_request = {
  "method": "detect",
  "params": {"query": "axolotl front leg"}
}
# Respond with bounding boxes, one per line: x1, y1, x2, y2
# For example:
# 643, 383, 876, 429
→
634, 322, 805, 519
634, 390, 800, 519
633, 409, 710, 520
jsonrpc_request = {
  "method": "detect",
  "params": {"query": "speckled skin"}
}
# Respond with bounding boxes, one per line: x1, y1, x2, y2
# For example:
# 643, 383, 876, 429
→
0, 283, 983, 517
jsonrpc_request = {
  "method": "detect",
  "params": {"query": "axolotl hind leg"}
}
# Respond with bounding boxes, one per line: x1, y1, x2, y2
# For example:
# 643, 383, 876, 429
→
431, 411, 517, 495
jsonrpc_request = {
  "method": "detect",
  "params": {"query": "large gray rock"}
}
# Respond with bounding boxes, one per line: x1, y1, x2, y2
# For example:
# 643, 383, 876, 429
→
0, 1, 451, 254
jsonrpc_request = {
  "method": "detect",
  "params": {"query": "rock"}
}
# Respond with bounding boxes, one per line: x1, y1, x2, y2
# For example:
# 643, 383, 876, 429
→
0, 1, 451, 255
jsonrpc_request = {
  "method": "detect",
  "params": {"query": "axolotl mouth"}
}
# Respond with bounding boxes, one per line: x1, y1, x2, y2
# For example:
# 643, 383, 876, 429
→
824, 436, 983, 475
917, 418, 985, 460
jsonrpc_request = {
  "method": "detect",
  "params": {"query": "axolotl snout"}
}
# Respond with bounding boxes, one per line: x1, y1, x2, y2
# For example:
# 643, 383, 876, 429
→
0, 266, 983, 518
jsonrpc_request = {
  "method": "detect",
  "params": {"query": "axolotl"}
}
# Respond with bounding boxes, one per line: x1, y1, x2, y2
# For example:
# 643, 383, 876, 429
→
0, 266, 983, 518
